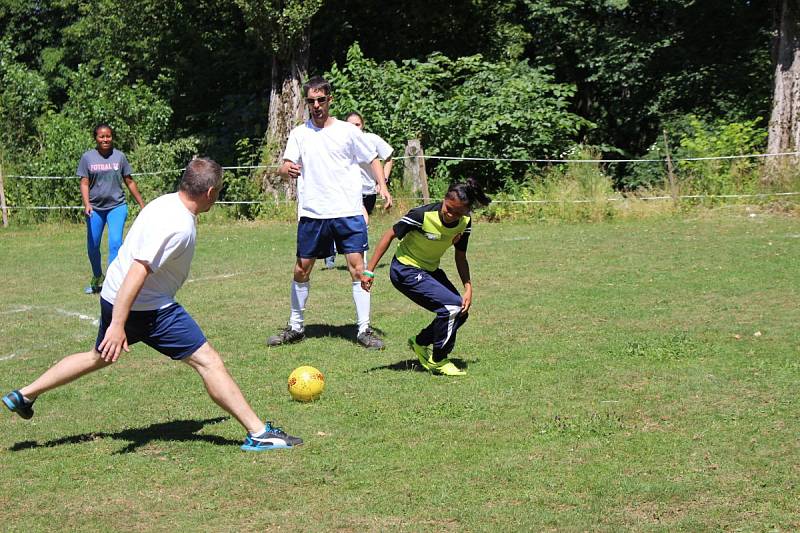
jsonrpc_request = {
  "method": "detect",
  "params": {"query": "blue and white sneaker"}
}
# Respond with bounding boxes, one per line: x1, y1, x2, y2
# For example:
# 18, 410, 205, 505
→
3, 390, 35, 419
241, 421, 303, 451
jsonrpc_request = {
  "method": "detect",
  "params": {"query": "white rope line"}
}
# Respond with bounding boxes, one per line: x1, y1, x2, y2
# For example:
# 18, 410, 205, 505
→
6, 151, 799, 179
394, 150, 800, 163
7, 191, 800, 210
6, 163, 281, 180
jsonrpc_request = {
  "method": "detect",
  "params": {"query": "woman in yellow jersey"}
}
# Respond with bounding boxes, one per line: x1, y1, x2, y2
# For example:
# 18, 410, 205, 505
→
361, 179, 491, 375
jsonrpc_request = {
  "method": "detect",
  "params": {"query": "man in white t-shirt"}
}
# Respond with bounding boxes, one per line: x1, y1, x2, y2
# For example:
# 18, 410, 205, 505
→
324, 111, 394, 269
267, 76, 393, 350
3, 159, 302, 452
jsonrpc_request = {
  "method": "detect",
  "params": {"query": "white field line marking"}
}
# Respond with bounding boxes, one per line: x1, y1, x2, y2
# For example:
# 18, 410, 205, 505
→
0, 353, 19, 361
0, 305, 33, 314
1, 305, 99, 326
187, 272, 240, 283
54, 308, 100, 326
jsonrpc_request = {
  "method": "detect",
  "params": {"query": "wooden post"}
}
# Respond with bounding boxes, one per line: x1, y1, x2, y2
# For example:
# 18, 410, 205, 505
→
403, 139, 429, 203
662, 131, 678, 205
0, 161, 8, 227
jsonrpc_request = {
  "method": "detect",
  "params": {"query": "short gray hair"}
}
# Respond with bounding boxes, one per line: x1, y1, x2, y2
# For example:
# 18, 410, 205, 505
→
179, 157, 222, 197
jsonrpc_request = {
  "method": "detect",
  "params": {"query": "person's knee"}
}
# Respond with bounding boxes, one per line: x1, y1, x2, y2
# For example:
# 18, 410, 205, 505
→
108, 234, 123, 251
345, 254, 364, 280
88, 349, 113, 368
184, 343, 225, 372
293, 259, 313, 282
437, 302, 464, 319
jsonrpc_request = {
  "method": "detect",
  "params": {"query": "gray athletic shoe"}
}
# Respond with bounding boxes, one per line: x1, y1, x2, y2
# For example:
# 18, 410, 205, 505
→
267, 326, 305, 346
357, 327, 385, 350
3, 390, 35, 419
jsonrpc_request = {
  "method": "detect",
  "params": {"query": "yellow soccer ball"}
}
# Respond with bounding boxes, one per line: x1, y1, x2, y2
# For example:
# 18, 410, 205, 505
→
288, 366, 325, 402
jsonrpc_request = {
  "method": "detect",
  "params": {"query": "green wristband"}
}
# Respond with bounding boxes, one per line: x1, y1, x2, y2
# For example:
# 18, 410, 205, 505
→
362, 270, 375, 278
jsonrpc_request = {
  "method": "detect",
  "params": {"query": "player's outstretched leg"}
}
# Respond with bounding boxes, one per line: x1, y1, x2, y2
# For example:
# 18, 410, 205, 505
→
183, 342, 302, 450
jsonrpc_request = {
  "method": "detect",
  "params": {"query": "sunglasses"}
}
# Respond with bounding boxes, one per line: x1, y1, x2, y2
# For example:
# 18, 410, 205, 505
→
305, 96, 330, 105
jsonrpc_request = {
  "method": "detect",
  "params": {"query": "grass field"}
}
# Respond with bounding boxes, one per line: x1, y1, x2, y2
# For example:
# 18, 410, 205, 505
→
1, 209, 798, 531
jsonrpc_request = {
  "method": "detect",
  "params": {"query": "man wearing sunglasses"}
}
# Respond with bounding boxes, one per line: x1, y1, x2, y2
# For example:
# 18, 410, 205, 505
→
268, 76, 393, 350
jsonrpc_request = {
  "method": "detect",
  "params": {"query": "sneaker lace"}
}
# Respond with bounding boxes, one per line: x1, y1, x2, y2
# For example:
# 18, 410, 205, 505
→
264, 421, 287, 437
281, 326, 300, 338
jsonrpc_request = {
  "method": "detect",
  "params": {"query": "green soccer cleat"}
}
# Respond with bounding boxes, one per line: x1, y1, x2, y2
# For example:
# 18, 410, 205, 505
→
408, 336, 432, 369
408, 337, 466, 376
430, 359, 467, 376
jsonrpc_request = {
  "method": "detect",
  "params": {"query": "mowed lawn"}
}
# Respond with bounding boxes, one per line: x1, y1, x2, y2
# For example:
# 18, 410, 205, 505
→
0, 210, 798, 531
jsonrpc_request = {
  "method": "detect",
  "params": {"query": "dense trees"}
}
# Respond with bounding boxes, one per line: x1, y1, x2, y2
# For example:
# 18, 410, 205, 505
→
0, 0, 783, 202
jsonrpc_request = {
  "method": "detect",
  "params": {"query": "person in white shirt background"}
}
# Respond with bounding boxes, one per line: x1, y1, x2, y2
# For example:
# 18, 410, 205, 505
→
267, 76, 393, 350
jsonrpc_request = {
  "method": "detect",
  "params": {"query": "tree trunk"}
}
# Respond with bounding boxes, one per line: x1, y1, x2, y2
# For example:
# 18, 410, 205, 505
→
767, 0, 800, 181
260, 33, 309, 199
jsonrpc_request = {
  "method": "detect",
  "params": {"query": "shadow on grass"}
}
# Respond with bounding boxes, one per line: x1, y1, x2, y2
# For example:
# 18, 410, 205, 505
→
365, 358, 472, 373
303, 324, 386, 343
9, 416, 239, 454
319, 262, 389, 273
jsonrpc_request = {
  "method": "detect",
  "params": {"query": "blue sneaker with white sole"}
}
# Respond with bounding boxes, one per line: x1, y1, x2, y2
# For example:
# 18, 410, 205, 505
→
241, 421, 303, 451
3, 390, 35, 419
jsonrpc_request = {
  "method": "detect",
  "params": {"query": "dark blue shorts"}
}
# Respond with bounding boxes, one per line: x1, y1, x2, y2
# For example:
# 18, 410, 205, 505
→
297, 215, 368, 259
96, 298, 207, 360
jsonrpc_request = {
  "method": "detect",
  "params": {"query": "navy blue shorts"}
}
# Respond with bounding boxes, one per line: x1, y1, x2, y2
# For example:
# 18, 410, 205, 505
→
96, 298, 207, 360
297, 215, 368, 259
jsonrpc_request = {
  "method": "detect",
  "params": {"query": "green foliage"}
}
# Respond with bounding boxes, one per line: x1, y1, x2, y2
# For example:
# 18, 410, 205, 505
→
3, 112, 87, 221
234, 0, 323, 56
625, 114, 768, 194
0, 39, 51, 148
523, 0, 772, 158
327, 43, 592, 191
61, 60, 172, 150
674, 115, 767, 195
0, 0, 782, 222
480, 146, 618, 221
128, 136, 201, 203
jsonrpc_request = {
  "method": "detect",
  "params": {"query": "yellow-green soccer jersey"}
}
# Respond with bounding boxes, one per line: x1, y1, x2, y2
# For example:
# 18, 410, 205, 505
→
393, 202, 471, 271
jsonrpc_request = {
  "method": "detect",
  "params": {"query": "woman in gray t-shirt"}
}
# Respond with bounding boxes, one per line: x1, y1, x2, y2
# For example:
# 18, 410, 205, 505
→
77, 123, 145, 294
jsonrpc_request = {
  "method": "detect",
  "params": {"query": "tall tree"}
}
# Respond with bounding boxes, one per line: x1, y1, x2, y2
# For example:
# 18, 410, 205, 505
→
235, 0, 323, 197
767, 0, 800, 177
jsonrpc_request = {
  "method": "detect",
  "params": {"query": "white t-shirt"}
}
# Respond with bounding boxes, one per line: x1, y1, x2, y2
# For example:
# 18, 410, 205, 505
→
283, 119, 377, 219
359, 132, 394, 195
101, 193, 197, 311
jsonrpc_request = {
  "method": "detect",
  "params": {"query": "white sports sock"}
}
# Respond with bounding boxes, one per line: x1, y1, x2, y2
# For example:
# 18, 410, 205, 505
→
352, 281, 371, 334
250, 425, 268, 437
289, 280, 309, 331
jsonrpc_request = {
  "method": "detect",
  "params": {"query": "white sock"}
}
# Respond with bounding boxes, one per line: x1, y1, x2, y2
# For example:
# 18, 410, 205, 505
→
250, 425, 268, 437
352, 281, 371, 334
289, 280, 309, 331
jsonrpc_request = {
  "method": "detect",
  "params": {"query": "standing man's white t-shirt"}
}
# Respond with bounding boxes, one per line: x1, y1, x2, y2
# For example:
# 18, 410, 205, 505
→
101, 193, 196, 310
282, 119, 377, 219
359, 132, 393, 195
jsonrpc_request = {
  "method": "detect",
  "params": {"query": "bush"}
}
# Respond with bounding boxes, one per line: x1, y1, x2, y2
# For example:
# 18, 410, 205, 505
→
625, 114, 767, 195
326, 43, 592, 192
